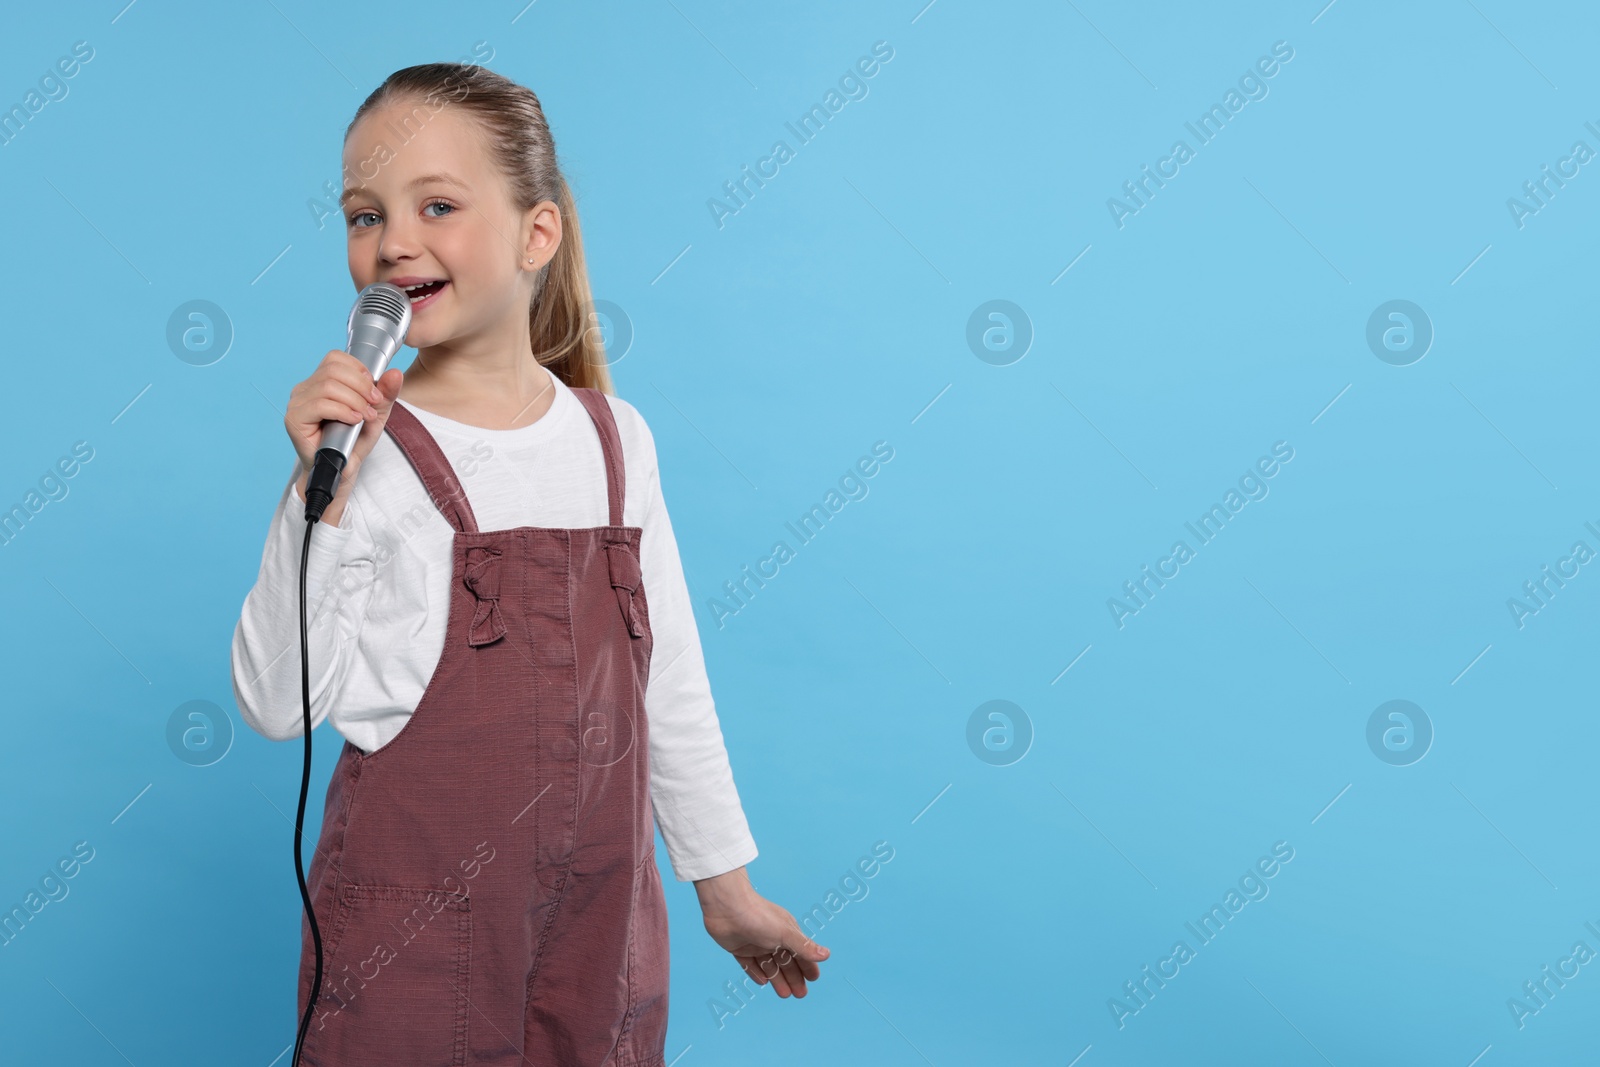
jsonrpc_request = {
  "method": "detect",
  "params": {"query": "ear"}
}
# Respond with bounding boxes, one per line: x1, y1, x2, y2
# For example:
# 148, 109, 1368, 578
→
521, 199, 563, 270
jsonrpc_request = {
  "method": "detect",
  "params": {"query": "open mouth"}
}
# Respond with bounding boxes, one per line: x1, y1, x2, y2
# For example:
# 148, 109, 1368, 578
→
403, 280, 448, 307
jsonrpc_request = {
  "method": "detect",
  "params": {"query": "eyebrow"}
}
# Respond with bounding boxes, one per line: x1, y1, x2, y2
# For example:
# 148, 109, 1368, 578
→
340, 173, 471, 207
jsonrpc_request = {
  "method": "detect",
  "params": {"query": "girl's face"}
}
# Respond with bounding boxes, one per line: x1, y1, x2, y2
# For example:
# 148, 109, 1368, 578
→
340, 96, 557, 353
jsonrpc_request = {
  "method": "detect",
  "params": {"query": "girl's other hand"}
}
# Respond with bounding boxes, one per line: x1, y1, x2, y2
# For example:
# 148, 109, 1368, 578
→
286, 350, 404, 521
694, 867, 830, 998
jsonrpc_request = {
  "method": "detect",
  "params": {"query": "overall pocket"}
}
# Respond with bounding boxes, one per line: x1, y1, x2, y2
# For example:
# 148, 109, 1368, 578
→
302, 884, 472, 1067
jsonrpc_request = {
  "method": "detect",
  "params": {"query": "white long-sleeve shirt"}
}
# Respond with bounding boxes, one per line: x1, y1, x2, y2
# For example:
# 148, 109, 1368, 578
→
229, 373, 758, 883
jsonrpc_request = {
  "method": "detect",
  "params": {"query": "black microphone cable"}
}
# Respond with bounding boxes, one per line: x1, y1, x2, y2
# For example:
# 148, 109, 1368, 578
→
284, 280, 407, 1065
292, 464, 340, 1067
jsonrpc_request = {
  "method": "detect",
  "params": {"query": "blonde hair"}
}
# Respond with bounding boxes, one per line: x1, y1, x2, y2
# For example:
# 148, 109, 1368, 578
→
345, 63, 613, 393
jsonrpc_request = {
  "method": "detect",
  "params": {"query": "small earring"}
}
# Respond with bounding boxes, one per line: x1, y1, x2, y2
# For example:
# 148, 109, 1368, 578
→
527, 258, 534, 263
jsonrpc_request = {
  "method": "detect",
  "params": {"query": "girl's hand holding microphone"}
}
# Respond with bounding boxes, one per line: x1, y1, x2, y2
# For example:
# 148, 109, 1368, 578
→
287, 350, 404, 528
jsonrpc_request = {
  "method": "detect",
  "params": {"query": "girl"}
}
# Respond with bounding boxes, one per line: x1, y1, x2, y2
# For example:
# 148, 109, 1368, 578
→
230, 62, 828, 1065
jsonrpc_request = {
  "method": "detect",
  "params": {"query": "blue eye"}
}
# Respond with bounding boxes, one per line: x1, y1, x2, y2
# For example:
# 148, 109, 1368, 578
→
347, 200, 455, 229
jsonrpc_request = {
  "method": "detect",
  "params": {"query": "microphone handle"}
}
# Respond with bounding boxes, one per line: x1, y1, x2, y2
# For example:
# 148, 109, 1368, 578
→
304, 323, 403, 522
317, 333, 401, 460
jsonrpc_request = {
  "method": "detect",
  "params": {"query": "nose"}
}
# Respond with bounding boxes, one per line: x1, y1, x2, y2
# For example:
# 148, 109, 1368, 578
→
377, 215, 421, 264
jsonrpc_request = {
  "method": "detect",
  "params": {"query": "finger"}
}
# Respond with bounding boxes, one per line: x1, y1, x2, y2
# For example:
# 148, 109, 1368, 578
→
337, 365, 382, 403
355, 397, 397, 448
795, 941, 825, 980
779, 954, 808, 996
302, 396, 369, 427
782, 923, 829, 974
365, 376, 404, 423
749, 950, 783, 993
737, 955, 767, 985
767, 943, 805, 996
296, 377, 370, 418
759, 951, 794, 997
320, 350, 366, 384
766, 921, 827, 982
323, 351, 387, 402
323, 380, 378, 419
375, 367, 404, 401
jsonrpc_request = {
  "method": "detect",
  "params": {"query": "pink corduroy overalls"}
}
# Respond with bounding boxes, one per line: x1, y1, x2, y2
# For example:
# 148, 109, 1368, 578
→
296, 387, 668, 1066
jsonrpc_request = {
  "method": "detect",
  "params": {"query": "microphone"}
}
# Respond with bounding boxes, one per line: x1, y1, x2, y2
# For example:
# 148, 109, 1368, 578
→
303, 282, 412, 523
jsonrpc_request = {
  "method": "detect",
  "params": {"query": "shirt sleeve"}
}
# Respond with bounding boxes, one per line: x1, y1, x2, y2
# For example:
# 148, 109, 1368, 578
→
230, 460, 381, 742
635, 420, 760, 882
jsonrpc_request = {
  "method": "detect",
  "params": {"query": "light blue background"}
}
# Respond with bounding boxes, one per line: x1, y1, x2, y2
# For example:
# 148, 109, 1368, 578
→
2, 1, 1596, 1063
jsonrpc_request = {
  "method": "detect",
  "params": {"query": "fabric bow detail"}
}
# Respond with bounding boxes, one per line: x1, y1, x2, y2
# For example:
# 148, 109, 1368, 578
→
603, 540, 646, 638
463, 546, 507, 647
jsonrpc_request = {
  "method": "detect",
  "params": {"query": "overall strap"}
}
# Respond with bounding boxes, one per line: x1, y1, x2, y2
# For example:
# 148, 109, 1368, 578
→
382, 402, 481, 534
571, 387, 626, 527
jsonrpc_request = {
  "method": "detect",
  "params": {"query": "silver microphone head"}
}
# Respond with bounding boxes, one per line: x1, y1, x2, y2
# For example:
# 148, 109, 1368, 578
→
346, 282, 413, 374
319, 282, 414, 463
